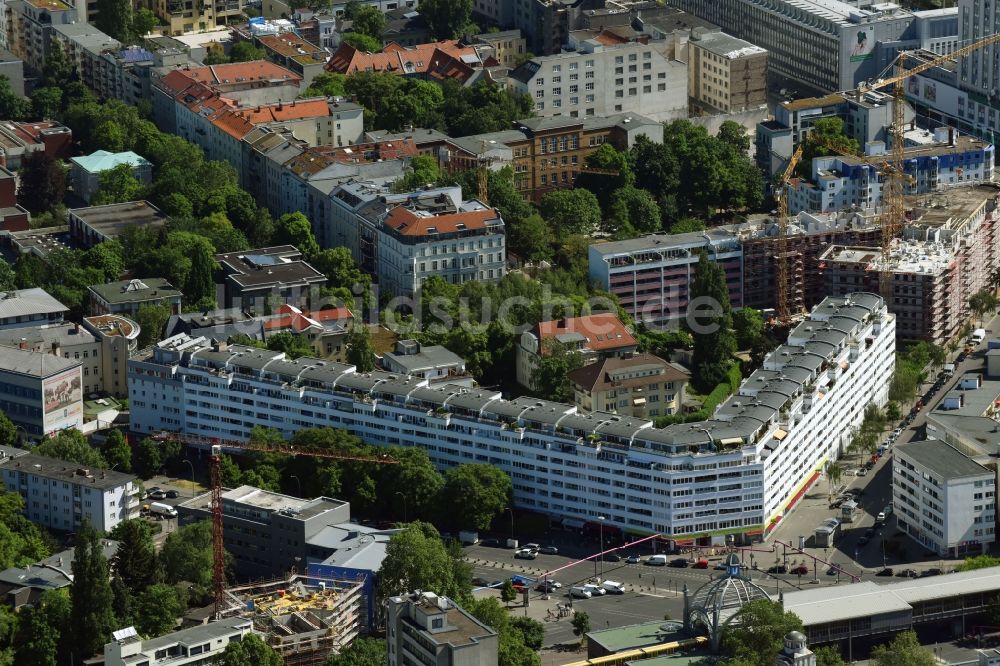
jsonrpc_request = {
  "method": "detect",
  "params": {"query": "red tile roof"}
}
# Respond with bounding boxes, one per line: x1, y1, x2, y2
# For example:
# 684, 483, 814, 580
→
326, 40, 485, 83
157, 62, 301, 95
283, 139, 419, 176
258, 34, 325, 59
384, 207, 499, 237
593, 30, 629, 46
265, 304, 353, 333
535, 314, 637, 353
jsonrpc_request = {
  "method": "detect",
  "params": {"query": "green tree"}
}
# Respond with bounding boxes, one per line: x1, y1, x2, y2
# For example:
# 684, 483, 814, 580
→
801, 117, 861, 177
506, 213, 552, 264
30, 86, 62, 120
689, 252, 737, 393
229, 41, 267, 62
669, 217, 706, 234
732, 307, 764, 350
133, 584, 182, 636
814, 646, 846, 666
83, 240, 126, 282
342, 32, 382, 53
13, 589, 69, 666
574, 144, 634, 211
0, 76, 29, 120
185, 242, 218, 308
606, 185, 661, 236
41, 42, 75, 89
531, 339, 584, 402
718, 120, 751, 154
214, 633, 282, 666
0, 257, 14, 292
18, 151, 66, 213
393, 154, 444, 192
440, 464, 511, 531
870, 631, 935, 666
310, 247, 370, 294
509, 617, 544, 650
274, 212, 320, 259
135, 302, 172, 349
266, 331, 313, 359
324, 637, 385, 666
132, 8, 159, 38
0, 489, 50, 570
970, 288, 998, 327
100, 429, 132, 473
382, 448, 444, 521
500, 579, 517, 606
571, 611, 591, 638
95, 0, 132, 42
539, 189, 602, 236
0, 411, 16, 447
957, 554, 1000, 571
720, 600, 803, 666
91, 163, 145, 205
161, 521, 219, 604
418, 0, 474, 39
133, 437, 164, 479
110, 519, 160, 594
349, 4, 385, 38
377, 522, 470, 605
302, 72, 347, 99
35, 430, 106, 468
70, 521, 117, 660
345, 324, 376, 372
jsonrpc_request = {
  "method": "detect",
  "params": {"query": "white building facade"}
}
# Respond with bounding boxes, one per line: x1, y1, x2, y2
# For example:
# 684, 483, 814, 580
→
507, 39, 688, 121
893, 439, 996, 557
130, 294, 894, 545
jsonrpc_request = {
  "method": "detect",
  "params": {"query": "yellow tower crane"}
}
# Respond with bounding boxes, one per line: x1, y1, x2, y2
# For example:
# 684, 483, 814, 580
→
774, 142, 805, 322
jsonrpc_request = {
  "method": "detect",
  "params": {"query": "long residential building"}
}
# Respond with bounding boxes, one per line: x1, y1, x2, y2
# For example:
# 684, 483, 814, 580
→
668, 0, 958, 94
128, 293, 894, 545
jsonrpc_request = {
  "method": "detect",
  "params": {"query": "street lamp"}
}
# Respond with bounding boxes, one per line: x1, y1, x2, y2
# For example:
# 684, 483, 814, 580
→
395, 491, 407, 522
181, 459, 195, 498
597, 516, 606, 580
289, 475, 302, 498
505, 507, 514, 546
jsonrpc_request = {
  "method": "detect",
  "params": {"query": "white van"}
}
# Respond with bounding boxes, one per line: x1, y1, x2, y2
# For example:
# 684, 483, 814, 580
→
583, 583, 606, 596
602, 580, 625, 594
646, 554, 667, 566
971, 328, 987, 344
570, 586, 592, 599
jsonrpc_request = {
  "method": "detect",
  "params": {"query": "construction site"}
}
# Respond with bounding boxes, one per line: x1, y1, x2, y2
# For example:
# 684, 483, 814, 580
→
818, 184, 1000, 344
218, 573, 365, 666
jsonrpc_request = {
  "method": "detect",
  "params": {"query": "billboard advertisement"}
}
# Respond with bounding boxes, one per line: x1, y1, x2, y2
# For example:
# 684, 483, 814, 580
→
849, 28, 874, 62
43, 367, 82, 430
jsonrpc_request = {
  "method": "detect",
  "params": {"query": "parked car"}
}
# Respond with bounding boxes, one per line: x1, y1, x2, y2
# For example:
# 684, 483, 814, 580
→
692, 559, 709, 569
646, 555, 667, 566
538, 546, 559, 555
602, 553, 622, 562
582, 584, 606, 596
535, 581, 558, 593
523, 543, 540, 551
165, 490, 179, 499
865, 528, 875, 538
668, 558, 689, 568
514, 549, 537, 560
480, 538, 500, 547
922, 568, 943, 577
625, 554, 641, 564
473, 577, 492, 587
856, 468, 868, 477
876, 568, 894, 577
147, 490, 167, 500
826, 567, 838, 576
895, 569, 919, 578
790, 565, 809, 575
767, 565, 787, 574
569, 586, 592, 599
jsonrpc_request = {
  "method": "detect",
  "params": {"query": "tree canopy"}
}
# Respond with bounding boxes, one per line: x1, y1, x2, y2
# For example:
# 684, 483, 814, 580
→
689, 252, 737, 392
377, 522, 472, 606
440, 464, 512, 531
418, 0, 475, 39
720, 600, 803, 666
870, 631, 935, 666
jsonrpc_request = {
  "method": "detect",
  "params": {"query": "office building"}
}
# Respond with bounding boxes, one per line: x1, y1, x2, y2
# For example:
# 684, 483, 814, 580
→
69, 150, 153, 204
0, 539, 117, 608
688, 29, 767, 115
88, 278, 183, 317
668, 0, 958, 94
0, 453, 139, 531
787, 131, 994, 214
68, 201, 169, 248
893, 439, 995, 557
516, 313, 637, 390
177, 485, 397, 580
0, 322, 103, 395
0, 346, 81, 438
381, 339, 469, 384
387, 592, 498, 666
568, 353, 689, 419
507, 38, 687, 122
0, 288, 67, 330
215, 246, 327, 310
129, 292, 893, 544
588, 225, 746, 327
104, 619, 254, 666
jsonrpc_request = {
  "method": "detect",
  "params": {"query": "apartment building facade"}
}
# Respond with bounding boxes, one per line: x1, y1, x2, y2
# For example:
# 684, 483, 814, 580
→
387, 592, 498, 666
214, 245, 327, 309
893, 439, 995, 557
88, 278, 183, 317
588, 226, 746, 327
0, 453, 140, 531
0, 288, 67, 330
787, 132, 994, 214
669, 0, 957, 94
104, 619, 254, 666
687, 29, 767, 115
507, 39, 687, 122
568, 353, 689, 419
127, 293, 894, 544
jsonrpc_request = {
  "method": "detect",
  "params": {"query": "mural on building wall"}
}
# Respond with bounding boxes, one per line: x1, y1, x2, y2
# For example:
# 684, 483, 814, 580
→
43, 368, 81, 420
849, 28, 874, 62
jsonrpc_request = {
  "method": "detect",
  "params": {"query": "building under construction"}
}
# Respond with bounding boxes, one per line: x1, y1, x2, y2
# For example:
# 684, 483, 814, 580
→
219, 573, 365, 666
819, 184, 1000, 345
742, 210, 881, 315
